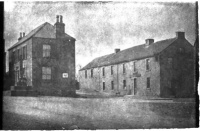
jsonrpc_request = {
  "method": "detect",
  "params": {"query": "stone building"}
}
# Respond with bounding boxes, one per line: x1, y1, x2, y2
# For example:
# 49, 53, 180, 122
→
79, 32, 195, 98
8, 15, 76, 96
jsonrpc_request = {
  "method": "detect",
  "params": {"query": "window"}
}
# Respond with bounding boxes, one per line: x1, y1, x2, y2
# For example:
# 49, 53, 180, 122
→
43, 45, 51, 57
168, 58, 173, 68
133, 61, 136, 72
133, 78, 137, 95
85, 70, 87, 78
103, 82, 105, 90
17, 49, 20, 61
13, 51, 16, 63
19, 48, 22, 60
147, 77, 150, 89
23, 45, 27, 60
111, 66, 113, 75
91, 69, 93, 78
42, 67, 51, 80
102, 67, 105, 76
123, 80, 126, 89
168, 81, 171, 88
123, 64, 126, 74
146, 59, 150, 71
111, 81, 114, 90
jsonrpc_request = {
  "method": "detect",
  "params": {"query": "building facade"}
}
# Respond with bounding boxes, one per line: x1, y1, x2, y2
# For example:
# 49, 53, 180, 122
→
8, 15, 76, 96
79, 32, 195, 98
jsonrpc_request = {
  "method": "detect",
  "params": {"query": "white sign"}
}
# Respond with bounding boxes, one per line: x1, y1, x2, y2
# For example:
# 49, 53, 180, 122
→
63, 73, 68, 78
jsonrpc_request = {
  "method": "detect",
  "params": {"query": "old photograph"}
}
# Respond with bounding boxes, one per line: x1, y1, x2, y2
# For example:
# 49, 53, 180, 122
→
3, 1, 198, 129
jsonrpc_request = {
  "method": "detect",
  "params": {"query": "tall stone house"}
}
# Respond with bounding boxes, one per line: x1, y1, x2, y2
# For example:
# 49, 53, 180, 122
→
8, 15, 76, 96
79, 32, 195, 98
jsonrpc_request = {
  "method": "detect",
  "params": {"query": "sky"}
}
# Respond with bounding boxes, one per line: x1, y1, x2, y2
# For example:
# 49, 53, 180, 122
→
4, 1, 197, 74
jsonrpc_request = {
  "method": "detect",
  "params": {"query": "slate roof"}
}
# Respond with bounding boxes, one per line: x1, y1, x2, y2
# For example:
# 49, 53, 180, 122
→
8, 22, 75, 51
80, 38, 177, 71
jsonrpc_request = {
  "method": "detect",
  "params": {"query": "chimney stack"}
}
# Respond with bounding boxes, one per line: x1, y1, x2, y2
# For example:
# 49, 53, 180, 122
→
176, 31, 185, 39
54, 15, 65, 38
60, 15, 63, 23
115, 48, 120, 53
56, 15, 59, 23
145, 39, 154, 46
18, 32, 22, 41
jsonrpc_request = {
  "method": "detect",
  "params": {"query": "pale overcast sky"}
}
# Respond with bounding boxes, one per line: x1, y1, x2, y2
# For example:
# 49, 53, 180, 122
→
4, 1, 196, 73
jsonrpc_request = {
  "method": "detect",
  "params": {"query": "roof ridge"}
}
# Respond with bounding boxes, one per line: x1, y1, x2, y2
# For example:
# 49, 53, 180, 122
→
8, 22, 50, 50
80, 37, 178, 71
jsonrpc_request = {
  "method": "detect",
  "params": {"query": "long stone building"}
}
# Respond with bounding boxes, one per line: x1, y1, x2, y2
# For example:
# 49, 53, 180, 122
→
79, 32, 195, 98
8, 15, 76, 96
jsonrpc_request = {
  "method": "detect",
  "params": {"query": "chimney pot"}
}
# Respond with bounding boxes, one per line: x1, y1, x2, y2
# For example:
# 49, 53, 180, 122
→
115, 48, 120, 53
18, 32, 22, 41
60, 15, 63, 23
145, 39, 154, 46
56, 15, 59, 23
23, 32, 25, 37
176, 31, 185, 39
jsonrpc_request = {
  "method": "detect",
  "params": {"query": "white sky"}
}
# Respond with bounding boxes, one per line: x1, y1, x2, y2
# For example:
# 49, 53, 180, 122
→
4, 1, 196, 74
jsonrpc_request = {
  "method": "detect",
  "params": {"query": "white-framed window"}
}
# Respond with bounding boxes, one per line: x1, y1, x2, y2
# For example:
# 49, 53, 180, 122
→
42, 67, 51, 80
43, 44, 51, 57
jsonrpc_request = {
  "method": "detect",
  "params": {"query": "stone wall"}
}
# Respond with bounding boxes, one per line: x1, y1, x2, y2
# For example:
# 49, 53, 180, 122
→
160, 38, 195, 98
79, 56, 161, 97
9, 38, 33, 87
32, 37, 76, 96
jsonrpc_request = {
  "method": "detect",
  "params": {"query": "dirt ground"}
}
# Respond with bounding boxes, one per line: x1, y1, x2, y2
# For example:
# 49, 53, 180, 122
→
2, 96, 197, 129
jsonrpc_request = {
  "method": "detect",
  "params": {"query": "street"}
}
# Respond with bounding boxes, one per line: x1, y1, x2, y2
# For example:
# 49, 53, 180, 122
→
3, 96, 197, 129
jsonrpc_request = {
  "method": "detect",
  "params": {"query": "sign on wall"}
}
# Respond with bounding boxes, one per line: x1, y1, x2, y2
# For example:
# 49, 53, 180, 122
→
62, 73, 68, 78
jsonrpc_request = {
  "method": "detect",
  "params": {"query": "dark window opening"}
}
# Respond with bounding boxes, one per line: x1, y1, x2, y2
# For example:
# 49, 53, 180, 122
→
133, 61, 136, 72
168, 58, 173, 68
123, 64, 126, 74
85, 70, 87, 78
146, 59, 150, 71
91, 69, 93, 78
19, 48, 22, 60
23, 45, 27, 60
17, 49, 20, 62
103, 82, 105, 90
123, 80, 126, 89
111, 81, 114, 90
147, 77, 150, 88
102, 67, 105, 76
111, 66, 113, 75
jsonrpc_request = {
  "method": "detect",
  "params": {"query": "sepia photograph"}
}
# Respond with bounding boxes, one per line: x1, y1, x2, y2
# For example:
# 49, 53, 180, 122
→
3, 1, 198, 129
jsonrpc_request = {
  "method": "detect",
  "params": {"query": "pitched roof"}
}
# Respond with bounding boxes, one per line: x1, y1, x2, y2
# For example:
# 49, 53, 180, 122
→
8, 22, 75, 51
80, 38, 177, 71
